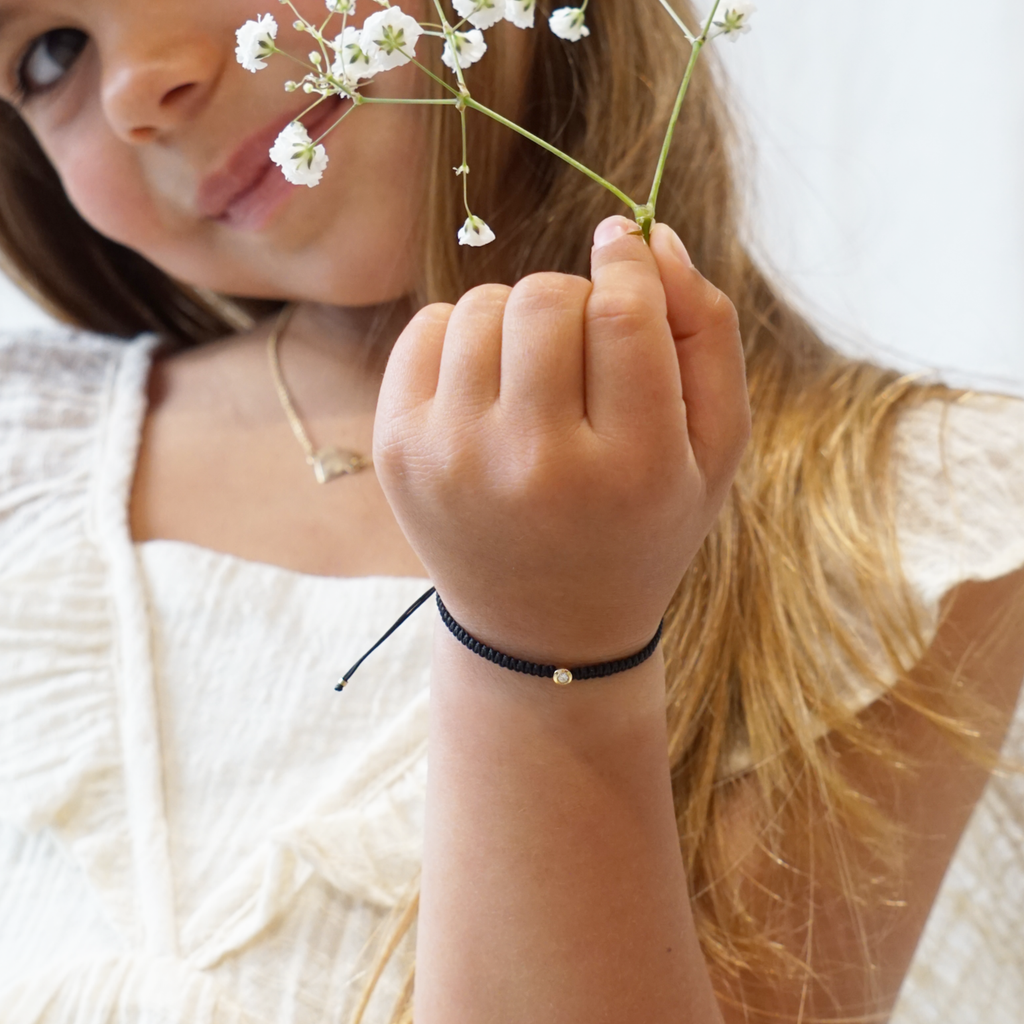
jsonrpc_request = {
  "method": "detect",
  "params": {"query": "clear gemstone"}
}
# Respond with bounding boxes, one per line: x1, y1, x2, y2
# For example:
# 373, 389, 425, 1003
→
553, 668, 573, 686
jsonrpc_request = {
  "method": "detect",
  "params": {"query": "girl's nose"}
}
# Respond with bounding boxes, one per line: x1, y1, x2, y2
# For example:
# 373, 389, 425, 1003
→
101, 31, 223, 144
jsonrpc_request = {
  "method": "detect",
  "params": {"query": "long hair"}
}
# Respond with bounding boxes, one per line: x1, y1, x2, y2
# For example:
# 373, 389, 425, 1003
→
1, 2, 1021, 1020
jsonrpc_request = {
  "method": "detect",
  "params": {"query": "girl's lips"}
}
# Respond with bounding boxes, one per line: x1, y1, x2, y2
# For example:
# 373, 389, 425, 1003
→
196, 98, 347, 232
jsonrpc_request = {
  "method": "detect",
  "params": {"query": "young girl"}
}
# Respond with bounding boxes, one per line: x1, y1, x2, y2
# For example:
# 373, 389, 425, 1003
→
1, 1, 1023, 1022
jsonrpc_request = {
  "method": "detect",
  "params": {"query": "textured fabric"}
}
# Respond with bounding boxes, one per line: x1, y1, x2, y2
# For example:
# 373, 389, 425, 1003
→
0, 329, 1022, 1023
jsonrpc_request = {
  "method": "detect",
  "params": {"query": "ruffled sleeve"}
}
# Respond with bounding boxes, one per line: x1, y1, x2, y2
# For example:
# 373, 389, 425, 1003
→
719, 391, 1024, 779
888, 394, 1024, 1021
0, 329, 160, 956
893, 392, 1024, 607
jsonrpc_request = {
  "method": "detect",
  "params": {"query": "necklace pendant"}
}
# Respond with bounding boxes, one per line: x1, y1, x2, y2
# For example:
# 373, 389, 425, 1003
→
310, 447, 369, 484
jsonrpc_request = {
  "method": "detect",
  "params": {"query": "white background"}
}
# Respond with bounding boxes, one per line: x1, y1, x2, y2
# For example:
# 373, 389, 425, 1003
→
2, 1, 1022, 395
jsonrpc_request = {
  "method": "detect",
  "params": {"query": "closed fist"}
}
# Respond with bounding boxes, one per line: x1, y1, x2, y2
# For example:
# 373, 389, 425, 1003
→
373, 215, 750, 667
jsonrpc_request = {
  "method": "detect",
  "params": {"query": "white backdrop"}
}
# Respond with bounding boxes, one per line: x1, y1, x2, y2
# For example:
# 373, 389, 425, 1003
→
2, 0, 1022, 395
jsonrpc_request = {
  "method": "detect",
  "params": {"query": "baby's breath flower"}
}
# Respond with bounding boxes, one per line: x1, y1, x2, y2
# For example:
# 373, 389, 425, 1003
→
235, 14, 278, 73
548, 6, 589, 41
360, 6, 424, 70
441, 29, 487, 72
458, 214, 495, 246
326, 0, 356, 12
332, 25, 381, 82
709, 2, 756, 41
504, 0, 536, 29
270, 121, 329, 187
453, 0, 507, 32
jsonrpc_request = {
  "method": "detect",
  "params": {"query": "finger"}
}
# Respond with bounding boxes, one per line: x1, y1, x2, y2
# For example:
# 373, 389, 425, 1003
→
378, 302, 452, 413
499, 272, 590, 426
584, 215, 683, 432
435, 283, 510, 411
649, 222, 751, 488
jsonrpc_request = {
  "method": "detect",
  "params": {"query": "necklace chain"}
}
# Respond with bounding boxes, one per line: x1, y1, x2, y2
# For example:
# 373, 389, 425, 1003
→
266, 304, 372, 484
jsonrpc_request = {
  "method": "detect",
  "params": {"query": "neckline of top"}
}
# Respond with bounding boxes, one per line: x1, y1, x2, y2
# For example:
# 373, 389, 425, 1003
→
135, 535, 432, 589
95, 333, 432, 590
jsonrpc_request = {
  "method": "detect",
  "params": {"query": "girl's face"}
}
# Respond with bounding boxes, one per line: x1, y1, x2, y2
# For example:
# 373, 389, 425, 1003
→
0, 0, 428, 304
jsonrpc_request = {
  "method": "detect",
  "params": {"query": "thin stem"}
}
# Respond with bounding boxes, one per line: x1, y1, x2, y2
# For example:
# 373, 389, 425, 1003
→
312, 100, 358, 144
463, 97, 638, 212
268, 45, 318, 72
459, 106, 471, 215
429, 0, 470, 95
409, 55, 462, 97
646, 0, 721, 216
357, 96, 460, 104
297, 95, 328, 122
278, 0, 307, 25
655, 0, 695, 44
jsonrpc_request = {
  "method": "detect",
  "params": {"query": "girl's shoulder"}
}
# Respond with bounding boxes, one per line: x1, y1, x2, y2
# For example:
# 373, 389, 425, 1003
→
0, 327, 156, 580
0, 327, 155, 490
892, 391, 1024, 606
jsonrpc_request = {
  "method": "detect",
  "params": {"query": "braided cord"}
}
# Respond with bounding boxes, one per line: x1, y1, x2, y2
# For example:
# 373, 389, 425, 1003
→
435, 594, 664, 682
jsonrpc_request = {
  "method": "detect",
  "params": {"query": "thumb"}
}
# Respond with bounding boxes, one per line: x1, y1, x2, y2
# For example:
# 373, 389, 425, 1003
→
649, 222, 751, 489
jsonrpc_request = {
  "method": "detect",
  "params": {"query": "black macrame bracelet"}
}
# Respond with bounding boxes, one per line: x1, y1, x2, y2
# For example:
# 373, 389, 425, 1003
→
436, 593, 663, 686
336, 585, 664, 690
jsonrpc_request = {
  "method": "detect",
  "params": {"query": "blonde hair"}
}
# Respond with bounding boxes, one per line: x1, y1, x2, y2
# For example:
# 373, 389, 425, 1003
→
0, 1, 1021, 1020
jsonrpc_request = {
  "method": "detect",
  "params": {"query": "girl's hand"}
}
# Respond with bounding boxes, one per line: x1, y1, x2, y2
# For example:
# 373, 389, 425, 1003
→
374, 215, 750, 667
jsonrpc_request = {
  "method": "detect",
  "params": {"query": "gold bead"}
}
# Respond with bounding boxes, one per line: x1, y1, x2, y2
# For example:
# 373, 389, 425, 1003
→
553, 668, 573, 686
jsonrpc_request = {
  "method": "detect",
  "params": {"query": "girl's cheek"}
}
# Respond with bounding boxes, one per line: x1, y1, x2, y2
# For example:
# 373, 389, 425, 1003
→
46, 118, 172, 256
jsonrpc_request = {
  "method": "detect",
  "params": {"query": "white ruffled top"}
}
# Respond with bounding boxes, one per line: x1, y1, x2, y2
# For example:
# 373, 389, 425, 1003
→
0, 330, 1022, 1024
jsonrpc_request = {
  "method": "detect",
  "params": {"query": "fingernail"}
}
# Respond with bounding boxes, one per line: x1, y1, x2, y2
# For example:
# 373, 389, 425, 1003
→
593, 216, 634, 250
666, 226, 693, 267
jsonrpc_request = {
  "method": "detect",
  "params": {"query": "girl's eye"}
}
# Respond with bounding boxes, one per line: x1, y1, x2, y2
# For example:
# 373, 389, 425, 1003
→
17, 28, 88, 98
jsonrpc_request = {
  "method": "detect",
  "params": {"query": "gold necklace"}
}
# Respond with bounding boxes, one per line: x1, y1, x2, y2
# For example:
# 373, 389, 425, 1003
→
266, 304, 372, 485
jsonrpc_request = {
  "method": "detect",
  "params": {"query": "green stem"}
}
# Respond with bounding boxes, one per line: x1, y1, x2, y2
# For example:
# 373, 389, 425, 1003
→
645, 0, 721, 219
357, 96, 460, 104
429, 0, 470, 95
459, 106, 471, 216
463, 97, 638, 213
297, 95, 328, 122
409, 56, 462, 97
312, 100, 358, 144
269, 45, 318, 72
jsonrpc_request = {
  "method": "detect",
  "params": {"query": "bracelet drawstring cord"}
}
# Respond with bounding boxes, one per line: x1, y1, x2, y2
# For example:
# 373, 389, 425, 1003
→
337, 586, 436, 689
337, 587, 664, 691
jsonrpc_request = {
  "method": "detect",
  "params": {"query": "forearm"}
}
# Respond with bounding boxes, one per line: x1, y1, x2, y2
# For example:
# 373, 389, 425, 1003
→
414, 626, 724, 1024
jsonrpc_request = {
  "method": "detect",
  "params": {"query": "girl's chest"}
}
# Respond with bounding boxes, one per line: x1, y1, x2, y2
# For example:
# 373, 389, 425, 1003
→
137, 541, 435, 922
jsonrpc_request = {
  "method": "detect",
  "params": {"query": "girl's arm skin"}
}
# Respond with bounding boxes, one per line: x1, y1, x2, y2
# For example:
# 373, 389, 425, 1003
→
374, 214, 751, 1022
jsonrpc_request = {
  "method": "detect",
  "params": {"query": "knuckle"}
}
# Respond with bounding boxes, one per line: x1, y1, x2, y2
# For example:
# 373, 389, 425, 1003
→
401, 303, 452, 344
706, 287, 740, 333
509, 272, 589, 318
586, 286, 652, 336
414, 301, 455, 325
459, 282, 512, 316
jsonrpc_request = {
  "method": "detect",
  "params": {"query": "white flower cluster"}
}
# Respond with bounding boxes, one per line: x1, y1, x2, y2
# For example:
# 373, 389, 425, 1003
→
235, 0, 756, 243
235, 13, 278, 73
269, 120, 329, 186
709, 2, 757, 42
